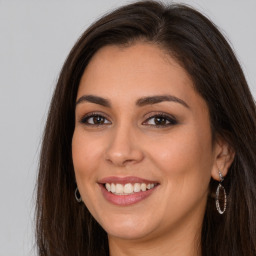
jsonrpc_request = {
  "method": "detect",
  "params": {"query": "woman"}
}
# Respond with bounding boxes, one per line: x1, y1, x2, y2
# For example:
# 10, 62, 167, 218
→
36, 1, 256, 255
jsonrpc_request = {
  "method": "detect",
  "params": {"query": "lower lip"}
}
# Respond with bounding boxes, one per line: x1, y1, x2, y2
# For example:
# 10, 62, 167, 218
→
99, 184, 157, 206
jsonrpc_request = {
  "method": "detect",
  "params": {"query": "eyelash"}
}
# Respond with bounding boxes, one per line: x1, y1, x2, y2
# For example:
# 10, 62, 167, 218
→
80, 112, 111, 126
79, 112, 178, 128
143, 113, 177, 128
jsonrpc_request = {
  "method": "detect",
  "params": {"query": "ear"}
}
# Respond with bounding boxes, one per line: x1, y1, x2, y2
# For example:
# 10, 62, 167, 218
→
211, 137, 235, 181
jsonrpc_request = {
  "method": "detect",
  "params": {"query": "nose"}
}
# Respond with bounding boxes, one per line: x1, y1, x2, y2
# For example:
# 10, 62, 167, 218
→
104, 125, 144, 167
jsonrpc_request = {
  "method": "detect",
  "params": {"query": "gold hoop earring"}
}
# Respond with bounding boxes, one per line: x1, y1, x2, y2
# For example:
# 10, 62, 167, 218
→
75, 187, 82, 203
215, 170, 227, 214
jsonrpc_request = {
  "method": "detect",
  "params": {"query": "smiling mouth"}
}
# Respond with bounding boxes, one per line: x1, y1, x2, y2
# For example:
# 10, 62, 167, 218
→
99, 177, 159, 205
105, 182, 158, 195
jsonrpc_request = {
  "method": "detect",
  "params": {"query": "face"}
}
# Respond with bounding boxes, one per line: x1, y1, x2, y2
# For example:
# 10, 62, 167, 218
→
72, 42, 219, 242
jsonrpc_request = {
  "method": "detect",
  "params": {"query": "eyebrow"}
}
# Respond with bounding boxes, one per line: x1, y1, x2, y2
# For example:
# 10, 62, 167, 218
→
76, 95, 111, 107
76, 94, 189, 109
136, 95, 190, 108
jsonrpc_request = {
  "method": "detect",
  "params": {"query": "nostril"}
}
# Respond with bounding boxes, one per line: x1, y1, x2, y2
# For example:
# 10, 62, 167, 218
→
105, 149, 144, 166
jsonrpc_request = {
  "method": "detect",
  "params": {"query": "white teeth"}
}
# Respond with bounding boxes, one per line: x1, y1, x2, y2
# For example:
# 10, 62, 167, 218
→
110, 183, 116, 193
124, 183, 133, 194
105, 182, 156, 195
106, 183, 111, 192
141, 183, 146, 192
134, 183, 141, 192
115, 184, 124, 194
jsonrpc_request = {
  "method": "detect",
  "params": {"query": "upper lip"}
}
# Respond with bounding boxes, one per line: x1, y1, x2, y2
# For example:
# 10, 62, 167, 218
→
98, 176, 159, 185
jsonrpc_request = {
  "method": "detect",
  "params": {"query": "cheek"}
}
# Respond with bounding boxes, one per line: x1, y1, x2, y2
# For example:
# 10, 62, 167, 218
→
72, 129, 105, 214
72, 129, 103, 181
148, 125, 214, 190
150, 129, 214, 222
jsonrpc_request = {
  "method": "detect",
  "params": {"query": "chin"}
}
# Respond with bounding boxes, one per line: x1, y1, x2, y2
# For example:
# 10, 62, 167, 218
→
99, 214, 156, 240
106, 226, 154, 241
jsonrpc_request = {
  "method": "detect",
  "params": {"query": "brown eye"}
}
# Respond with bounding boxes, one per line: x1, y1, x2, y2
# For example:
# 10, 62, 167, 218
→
144, 114, 177, 127
93, 116, 105, 124
81, 114, 111, 125
154, 116, 168, 125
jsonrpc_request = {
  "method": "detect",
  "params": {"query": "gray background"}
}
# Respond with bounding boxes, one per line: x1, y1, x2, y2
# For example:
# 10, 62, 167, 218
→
0, 0, 255, 255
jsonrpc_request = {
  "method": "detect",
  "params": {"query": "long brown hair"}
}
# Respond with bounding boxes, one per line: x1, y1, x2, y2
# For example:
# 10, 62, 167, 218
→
36, 1, 256, 255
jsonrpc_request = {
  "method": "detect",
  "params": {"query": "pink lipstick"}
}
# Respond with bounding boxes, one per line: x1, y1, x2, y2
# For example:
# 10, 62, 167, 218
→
98, 176, 159, 206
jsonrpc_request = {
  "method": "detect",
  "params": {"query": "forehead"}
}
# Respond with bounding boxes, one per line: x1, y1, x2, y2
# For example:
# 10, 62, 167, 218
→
78, 42, 193, 96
